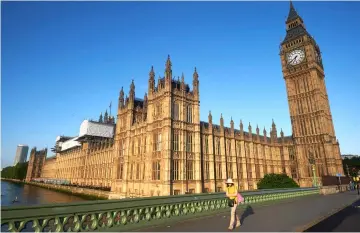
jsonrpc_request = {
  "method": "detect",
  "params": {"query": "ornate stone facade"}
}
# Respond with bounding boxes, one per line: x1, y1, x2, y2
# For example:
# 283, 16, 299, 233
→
26, 2, 344, 198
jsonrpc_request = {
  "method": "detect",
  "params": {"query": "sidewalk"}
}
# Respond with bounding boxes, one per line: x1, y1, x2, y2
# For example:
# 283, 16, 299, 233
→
137, 192, 360, 232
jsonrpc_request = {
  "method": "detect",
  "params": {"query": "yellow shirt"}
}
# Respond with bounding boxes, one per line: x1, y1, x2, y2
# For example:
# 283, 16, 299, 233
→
226, 185, 238, 200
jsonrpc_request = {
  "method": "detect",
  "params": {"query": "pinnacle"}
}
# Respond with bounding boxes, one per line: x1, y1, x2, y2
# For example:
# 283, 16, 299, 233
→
287, 0, 300, 22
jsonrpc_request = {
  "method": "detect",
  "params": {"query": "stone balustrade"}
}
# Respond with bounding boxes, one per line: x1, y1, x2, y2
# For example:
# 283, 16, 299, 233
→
319, 184, 350, 195
1, 187, 319, 232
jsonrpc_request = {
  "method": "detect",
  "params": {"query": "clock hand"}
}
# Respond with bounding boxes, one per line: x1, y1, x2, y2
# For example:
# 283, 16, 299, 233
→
290, 56, 297, 64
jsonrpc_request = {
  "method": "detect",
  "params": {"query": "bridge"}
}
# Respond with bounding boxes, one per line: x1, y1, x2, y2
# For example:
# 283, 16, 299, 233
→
1, 186, 359, 232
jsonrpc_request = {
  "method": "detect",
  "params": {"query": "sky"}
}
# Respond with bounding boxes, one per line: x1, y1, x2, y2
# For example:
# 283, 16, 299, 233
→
2, 1, 360, 168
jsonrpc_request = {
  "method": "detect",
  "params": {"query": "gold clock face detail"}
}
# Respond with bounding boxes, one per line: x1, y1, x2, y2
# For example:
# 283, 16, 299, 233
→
287, 49, 305, 66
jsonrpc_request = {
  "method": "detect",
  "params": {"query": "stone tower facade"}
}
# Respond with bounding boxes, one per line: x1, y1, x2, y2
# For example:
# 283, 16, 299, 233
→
279, 2, 344, 187
111, 55, 202, 198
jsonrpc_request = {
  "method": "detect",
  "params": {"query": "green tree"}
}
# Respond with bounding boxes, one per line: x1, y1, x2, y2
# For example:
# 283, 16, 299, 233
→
257, 173, 300, 189
342, 157, 360, 177
1, 162, 28, 180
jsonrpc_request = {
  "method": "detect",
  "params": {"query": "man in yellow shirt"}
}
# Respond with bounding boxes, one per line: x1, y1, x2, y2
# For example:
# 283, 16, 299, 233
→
225, 178, 241, 230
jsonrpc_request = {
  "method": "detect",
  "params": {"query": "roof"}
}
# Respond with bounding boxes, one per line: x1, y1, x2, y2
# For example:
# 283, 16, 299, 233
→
286, 1, 300, 23
134, 98, 144, 108
79, 120, 115, 139
282, 25, 310, 44
155, 77, 190, 93
56, 135, 74, 142
61, 137, 81, 151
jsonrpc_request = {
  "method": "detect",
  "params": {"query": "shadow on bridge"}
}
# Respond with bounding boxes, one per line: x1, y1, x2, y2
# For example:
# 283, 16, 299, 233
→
304, 198, 360, 232
240, 205, 254, 226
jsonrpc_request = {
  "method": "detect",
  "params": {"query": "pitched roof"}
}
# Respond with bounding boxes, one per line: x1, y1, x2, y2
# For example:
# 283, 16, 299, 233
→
286, 1, 300, 23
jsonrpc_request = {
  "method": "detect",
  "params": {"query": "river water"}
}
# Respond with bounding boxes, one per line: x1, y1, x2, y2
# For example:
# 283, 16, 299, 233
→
1, 180, 87, 207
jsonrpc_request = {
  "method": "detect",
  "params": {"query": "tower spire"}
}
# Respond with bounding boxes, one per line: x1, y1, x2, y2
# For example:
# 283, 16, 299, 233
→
165, 55, 172, 80
286, 0, 301, 23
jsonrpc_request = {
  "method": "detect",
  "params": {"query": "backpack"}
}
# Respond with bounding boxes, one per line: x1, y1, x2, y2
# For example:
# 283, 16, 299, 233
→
237, 193, 244, 203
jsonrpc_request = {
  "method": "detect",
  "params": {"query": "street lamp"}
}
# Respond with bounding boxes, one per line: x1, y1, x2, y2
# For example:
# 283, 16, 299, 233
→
308, 151, 317, 187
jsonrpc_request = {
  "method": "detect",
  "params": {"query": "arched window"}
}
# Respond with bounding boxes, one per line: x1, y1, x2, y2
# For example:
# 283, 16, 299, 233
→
186, 105, 192, 123
173, 102, 180, 120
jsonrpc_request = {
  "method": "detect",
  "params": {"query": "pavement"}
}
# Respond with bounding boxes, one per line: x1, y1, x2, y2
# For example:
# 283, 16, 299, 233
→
304, 195, 360, 232
136, 192, 360, 232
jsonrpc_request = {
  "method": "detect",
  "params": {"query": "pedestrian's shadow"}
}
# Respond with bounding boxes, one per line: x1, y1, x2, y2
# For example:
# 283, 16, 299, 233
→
240, 205, 254, 225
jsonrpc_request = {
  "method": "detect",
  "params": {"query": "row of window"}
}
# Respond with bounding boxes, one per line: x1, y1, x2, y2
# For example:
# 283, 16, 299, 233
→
117, 160, 161, 180
172, 131, 194, 152
117, 160, 290, 182
172, 102, 193, 123
203, 136, 285, 160
171, 160, 194, 180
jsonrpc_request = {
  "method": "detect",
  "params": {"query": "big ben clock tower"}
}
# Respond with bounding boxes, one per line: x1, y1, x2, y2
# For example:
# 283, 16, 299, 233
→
280, 2, 344, 186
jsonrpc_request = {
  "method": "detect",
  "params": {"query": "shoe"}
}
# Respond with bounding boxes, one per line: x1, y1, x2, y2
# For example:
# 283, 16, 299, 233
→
228, 226, 234, 231
236, 221, 241, 227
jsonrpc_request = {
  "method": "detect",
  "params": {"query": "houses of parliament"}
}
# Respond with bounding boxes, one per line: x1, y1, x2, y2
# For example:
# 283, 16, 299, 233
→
26, 2, 344, 199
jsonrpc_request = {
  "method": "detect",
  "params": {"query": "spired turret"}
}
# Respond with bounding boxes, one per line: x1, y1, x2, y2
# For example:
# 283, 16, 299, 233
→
256, 125, 260, 141
148, 66, 155, 93
220, 114, 224, 128
248, 122, 252, 139
208, 111, 212, 125
165, 55, 172, 81
118, 87, 124, 109
193, 67, 199, 95
104, 110, 109, 123
99, 112, 103, 123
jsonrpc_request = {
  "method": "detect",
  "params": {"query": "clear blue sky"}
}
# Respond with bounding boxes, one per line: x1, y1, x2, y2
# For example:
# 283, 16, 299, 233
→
2, 1, 360, 168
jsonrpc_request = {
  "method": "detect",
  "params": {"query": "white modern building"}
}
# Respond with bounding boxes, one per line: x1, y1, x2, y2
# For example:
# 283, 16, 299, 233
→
14, 144, 29, 165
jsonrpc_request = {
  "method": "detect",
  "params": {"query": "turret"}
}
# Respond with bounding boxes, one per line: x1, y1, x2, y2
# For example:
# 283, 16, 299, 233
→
104, 110, 109, 123
99, 112, 103, 123
248, 123, 252, 140
239, 120, 244, 138
118, 86, 124, 109
143, 93, 148, 121
148, 66, 155, 93
263, 127, 268, 143
280, 128, 285, 143
165, 55, 172, 83
230, 117, 234, 132
128, 80, 135, 110
220, 114, 224, 129
271, 119, 277, 143
256, 125, 260, 141
208, 111, 212, 125
193, 67, 199, 95
129, 80, 135, 101
181, 73, 185, 91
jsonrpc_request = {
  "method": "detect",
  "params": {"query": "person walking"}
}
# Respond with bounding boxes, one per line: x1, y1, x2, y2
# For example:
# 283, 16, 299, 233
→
225, 178, 242, 230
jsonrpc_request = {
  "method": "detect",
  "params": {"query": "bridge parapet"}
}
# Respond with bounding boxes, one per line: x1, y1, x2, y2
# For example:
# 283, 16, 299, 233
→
1, 187, 319, 232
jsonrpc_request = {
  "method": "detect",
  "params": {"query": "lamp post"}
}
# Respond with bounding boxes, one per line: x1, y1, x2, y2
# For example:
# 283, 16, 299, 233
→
308, 152, 317, 187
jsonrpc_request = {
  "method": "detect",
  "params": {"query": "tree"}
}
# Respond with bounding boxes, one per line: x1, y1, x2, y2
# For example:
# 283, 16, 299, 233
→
1, 162, 28, 180
342, 157, 360, 177
257, 173, 300, 189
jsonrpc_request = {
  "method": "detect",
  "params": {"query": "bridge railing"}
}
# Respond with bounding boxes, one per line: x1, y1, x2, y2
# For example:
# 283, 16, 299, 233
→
1, 187, 319, 232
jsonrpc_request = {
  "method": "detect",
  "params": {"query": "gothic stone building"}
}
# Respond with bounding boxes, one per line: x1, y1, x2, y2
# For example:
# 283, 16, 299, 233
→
26, 2, 344, 198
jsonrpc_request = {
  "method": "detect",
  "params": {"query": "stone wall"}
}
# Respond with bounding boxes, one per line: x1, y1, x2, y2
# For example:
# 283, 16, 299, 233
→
1, 178, 109, 199
27, 182, 110, 199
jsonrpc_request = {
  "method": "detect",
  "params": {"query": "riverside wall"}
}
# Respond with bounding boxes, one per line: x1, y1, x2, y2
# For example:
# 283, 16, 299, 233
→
1, 178, 110, 200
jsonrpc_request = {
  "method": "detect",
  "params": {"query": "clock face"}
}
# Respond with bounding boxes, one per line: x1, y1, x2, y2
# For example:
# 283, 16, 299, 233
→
287, 49, 305, 66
